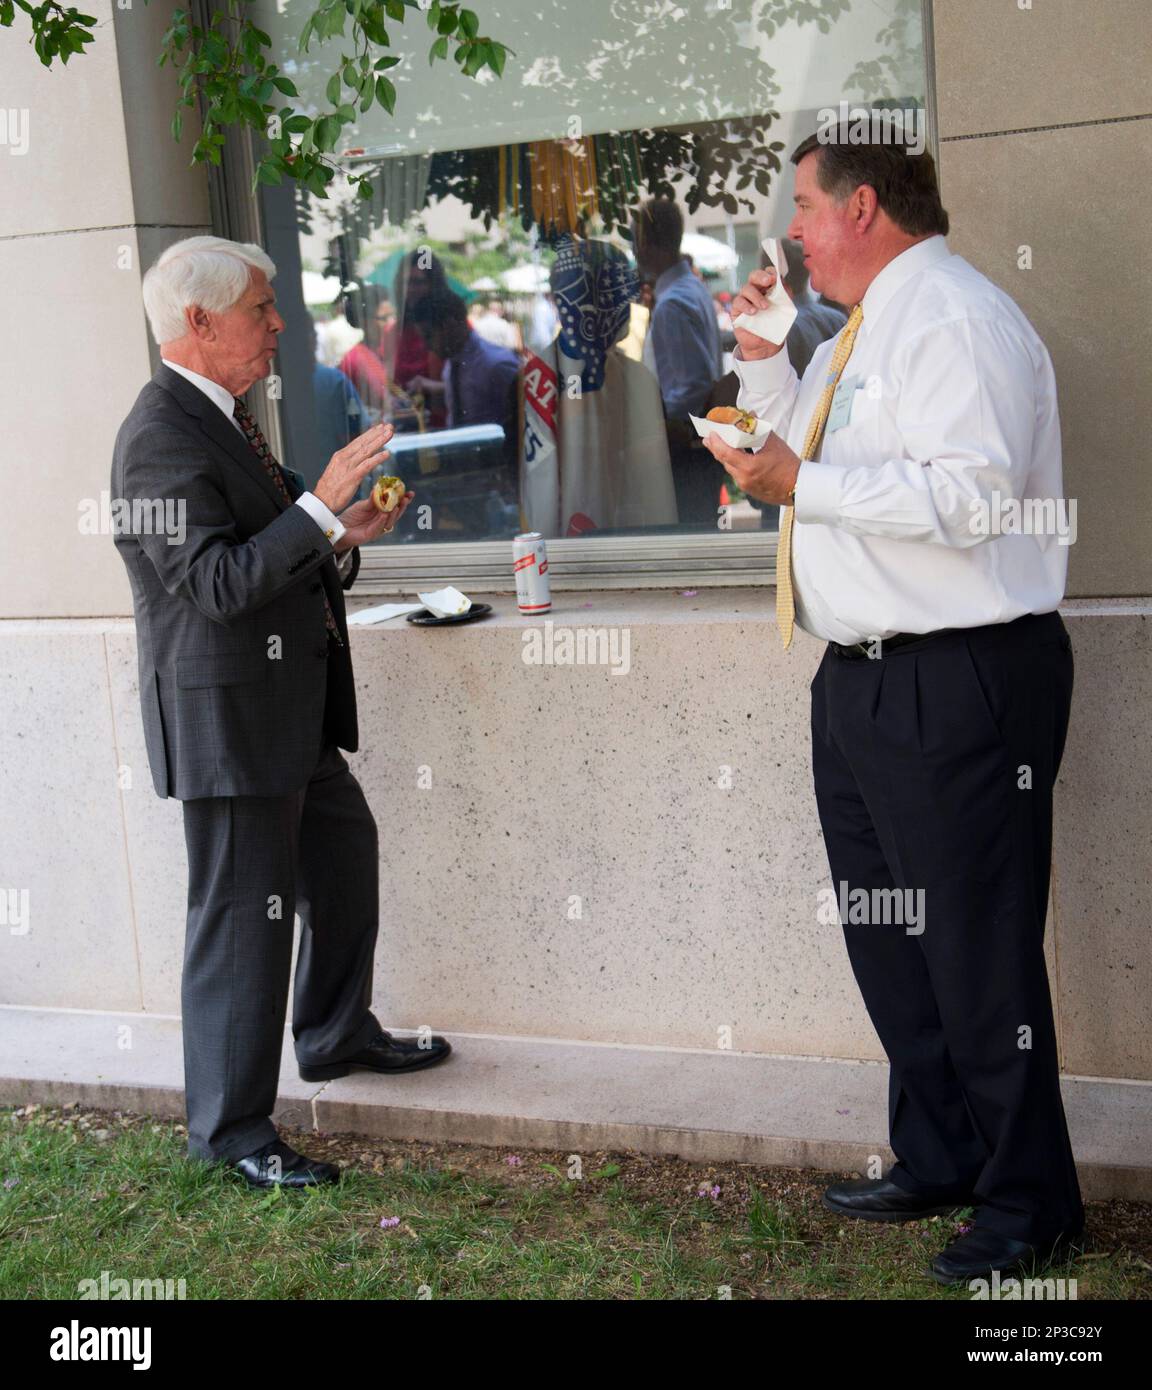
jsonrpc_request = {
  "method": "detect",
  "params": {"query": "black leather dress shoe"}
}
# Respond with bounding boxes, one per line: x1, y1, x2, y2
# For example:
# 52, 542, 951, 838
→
929, 1226, 1085, 1285
227, 1138, 341, 1190
822, 1176, 973, 1222
298, 1028, 452, 1082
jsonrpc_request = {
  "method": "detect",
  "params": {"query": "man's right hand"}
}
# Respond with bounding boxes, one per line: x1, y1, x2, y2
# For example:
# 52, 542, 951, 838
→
312, 422, 396, 513
732, 267, 786, 361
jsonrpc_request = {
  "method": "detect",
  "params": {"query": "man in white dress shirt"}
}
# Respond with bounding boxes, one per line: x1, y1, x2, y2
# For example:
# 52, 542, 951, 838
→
704, 128, 1083, 1284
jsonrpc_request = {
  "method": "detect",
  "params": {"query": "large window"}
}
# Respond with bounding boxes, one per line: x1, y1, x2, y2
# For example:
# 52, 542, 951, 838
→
243, 0, 931, 590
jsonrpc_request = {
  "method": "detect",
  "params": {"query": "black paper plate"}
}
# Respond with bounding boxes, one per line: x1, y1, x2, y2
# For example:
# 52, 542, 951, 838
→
405, 602, 493, 627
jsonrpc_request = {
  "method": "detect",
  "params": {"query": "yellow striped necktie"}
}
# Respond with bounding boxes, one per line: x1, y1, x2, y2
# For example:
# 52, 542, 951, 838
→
776, 303, 864, 649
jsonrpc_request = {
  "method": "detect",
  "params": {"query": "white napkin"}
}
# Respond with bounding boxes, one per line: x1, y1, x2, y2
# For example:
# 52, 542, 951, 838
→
731, 237, 797, 345
347, 602, 424, 626
418, 585, 472, 618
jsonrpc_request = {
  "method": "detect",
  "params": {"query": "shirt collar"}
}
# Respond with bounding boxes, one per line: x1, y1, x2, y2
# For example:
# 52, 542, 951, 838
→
859, 234, 951, 332
653, 257, 692, 300
161, 358, 240, 425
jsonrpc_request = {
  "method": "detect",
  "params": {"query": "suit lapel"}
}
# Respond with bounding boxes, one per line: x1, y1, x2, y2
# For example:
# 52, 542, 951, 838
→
153, 364, 290, 516
152, 364, 345, 618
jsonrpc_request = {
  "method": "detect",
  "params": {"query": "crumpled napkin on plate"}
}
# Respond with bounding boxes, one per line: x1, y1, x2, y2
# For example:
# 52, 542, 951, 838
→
731, 236, 797, 346
418, 586, 472, 618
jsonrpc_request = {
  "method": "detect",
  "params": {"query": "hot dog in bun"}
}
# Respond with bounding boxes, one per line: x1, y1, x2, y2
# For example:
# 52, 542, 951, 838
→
371, 475, 406, 513
705, 406, 758, 434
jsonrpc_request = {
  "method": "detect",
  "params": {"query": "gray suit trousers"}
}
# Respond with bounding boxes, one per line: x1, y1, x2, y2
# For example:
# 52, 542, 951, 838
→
179, 739, 382, 1162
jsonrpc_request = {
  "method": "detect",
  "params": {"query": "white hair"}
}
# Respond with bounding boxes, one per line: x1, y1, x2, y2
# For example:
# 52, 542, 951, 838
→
142, 235, 277, 345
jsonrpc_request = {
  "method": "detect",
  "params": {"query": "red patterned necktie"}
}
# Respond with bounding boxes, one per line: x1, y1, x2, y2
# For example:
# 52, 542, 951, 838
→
232, 398, 343, 649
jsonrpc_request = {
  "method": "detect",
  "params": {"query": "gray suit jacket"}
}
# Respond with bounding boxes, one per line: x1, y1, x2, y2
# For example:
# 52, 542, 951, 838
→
111, 363, 362, 800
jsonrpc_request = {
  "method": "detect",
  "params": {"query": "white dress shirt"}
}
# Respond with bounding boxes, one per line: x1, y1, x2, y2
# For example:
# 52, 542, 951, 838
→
733, 236, 1068, 644
160, 359, 353, 577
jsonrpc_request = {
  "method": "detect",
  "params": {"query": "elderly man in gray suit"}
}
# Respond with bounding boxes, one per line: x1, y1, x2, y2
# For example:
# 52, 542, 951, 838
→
112, 235, 451, 1190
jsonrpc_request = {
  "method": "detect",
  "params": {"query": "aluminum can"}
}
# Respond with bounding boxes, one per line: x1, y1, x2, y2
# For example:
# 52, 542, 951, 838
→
513, 532, 551, 614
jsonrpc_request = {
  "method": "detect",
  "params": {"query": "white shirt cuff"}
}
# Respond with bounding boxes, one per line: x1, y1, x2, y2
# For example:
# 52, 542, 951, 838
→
294, 491, 345, 546
793, 461, 847, 526
732, 344, 794, 390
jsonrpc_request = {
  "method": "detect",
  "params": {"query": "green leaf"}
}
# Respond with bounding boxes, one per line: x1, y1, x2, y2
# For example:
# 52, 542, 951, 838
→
459, 8, 478, 39
487, 40, 506, 76
326, 72, 341, 105
314, 115, 341, 153
256, 159, 283, 186
375, 74, 396, 114
374, 54, 401, 69
272, 76, 298, 97
437, 8, 456, 34
336, 103, 357, 123
429, 33, 448, 62
202, 31, 227, 66
318, 5, 346, 40
428, 0, 441, 28
384, 0, 405, 18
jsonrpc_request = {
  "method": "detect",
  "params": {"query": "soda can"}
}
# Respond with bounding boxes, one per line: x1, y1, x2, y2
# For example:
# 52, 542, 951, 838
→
513, 532, 551, 614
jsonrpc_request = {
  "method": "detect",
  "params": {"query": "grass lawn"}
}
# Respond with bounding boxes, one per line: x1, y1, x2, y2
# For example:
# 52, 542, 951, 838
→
2, 1104, 1149, 1301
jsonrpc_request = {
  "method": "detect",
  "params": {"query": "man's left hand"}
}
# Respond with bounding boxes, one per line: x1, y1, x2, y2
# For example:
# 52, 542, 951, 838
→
703, 429, 802, 506
333, 491, 415, 551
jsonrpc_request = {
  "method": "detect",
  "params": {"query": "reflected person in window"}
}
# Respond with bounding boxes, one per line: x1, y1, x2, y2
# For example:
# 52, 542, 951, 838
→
633, 197, 725, 526
391, 249, 449, 429
411, 290, 521, 438
337, 286, 395, 416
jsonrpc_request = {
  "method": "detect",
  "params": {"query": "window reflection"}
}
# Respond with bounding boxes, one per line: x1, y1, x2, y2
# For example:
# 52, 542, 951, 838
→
256, 0, 926, 550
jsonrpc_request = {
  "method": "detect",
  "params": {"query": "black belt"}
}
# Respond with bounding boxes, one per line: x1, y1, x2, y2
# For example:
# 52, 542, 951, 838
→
829, 627, 961, 659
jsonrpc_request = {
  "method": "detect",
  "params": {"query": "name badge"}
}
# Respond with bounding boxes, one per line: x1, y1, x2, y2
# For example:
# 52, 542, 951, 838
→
825, 374, 859, 434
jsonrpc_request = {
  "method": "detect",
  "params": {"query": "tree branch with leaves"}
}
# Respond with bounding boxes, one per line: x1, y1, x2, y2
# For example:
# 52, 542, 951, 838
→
2, 0, 510, 200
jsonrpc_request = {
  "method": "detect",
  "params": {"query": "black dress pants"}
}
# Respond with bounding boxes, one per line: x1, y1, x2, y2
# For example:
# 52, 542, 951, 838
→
810, 610, 1083, 1243
179, 739, 382, 1163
